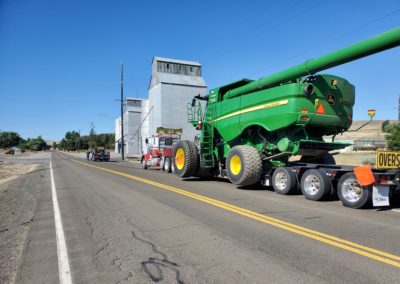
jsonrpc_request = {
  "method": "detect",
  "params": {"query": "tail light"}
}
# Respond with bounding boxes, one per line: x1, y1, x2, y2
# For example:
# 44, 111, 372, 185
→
379, 175, 389, 185
197, 120, 202, 130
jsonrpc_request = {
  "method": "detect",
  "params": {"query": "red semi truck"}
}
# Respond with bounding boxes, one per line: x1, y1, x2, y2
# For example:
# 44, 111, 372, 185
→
141, 128, 181, 172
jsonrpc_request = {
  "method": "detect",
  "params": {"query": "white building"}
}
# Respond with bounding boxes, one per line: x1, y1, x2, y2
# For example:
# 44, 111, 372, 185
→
115, 57, 207, 156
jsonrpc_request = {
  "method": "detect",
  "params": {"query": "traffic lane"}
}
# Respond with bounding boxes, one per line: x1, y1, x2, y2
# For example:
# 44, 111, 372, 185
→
70, 154, 400, 258
59, 153, 400, 282
53, 153, 328, 283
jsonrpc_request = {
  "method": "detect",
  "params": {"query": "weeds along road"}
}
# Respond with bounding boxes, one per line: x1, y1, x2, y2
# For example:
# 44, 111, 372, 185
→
10, 151, 400, 283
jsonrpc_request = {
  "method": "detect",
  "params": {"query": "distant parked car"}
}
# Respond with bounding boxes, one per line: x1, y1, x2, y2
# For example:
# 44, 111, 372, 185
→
91, 149, 110, 161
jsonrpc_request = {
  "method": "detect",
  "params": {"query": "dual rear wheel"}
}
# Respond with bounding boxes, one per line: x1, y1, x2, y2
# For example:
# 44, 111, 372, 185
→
337, 173, 372, 208
162, 157, 172, 173
272, 168, 372, 207
272, 168, 331, 201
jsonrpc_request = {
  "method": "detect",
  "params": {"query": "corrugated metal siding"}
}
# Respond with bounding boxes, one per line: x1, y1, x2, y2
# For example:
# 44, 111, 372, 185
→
160, 84, 205, 140
156, 73, 206, 87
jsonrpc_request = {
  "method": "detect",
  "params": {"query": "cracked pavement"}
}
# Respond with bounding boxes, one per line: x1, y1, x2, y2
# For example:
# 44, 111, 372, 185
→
2, 151, 400, 283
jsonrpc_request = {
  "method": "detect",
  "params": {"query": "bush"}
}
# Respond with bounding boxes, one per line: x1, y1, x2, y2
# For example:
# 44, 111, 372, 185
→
385, 123, 400, 150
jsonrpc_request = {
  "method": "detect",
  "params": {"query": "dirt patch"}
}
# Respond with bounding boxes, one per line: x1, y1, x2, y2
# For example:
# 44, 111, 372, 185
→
291, 151, 376, 166
333, 151, 376, 166
0, 161, 39, 186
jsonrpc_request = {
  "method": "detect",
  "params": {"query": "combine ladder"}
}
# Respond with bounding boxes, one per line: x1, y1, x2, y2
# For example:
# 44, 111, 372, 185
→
200, 105, 215, 168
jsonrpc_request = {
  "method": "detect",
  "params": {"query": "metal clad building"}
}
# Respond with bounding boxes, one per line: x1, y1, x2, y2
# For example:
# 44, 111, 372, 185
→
115, 98, 146, 154
115, 57, 207, 156
148, 57, 207, 141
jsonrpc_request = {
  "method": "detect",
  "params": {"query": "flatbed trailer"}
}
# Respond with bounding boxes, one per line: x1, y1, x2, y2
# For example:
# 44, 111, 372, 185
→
260, 162, 400, 209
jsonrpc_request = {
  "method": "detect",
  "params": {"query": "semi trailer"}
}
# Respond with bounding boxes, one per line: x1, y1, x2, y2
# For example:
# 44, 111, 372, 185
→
172, 27, 400, 209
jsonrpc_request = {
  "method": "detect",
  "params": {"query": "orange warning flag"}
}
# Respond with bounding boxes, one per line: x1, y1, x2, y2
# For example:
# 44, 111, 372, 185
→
316, 103, 326, 114
353, 165, 375, 186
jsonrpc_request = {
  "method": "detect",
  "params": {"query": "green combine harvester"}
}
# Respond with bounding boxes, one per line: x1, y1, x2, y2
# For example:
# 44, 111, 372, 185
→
173, 27, 400, 208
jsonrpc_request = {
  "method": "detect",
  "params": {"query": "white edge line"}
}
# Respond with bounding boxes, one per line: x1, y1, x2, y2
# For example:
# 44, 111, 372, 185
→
50, 160, 73, 284
391, 209, 400, 213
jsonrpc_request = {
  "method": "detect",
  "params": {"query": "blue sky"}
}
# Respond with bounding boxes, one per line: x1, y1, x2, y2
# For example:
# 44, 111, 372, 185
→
0, 0, 399, 141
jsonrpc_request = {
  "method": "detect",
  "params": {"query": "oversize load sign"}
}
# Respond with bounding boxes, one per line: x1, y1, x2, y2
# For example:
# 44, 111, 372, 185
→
376, 150, 400, 169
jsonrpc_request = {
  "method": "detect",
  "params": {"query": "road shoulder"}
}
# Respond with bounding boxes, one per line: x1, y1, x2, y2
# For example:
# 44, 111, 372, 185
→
0, 164, 43, 283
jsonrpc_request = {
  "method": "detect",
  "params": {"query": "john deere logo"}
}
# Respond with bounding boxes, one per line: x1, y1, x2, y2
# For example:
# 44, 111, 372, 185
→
327, 94, 335, 105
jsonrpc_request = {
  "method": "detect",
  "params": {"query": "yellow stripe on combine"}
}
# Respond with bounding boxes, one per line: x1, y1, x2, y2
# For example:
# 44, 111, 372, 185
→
212, 99, 288, 123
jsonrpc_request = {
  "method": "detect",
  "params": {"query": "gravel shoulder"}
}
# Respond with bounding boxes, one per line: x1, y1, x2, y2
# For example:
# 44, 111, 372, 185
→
0, 153, 49, 284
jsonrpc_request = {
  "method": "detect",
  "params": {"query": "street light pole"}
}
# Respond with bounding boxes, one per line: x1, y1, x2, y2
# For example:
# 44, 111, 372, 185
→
120, 61, 125, 160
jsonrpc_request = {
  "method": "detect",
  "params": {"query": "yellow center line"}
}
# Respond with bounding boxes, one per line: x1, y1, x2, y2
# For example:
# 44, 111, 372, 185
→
66, 155, 400, 268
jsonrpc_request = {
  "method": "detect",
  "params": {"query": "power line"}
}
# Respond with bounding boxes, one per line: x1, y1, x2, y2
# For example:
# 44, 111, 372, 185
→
246, 7, 400, 78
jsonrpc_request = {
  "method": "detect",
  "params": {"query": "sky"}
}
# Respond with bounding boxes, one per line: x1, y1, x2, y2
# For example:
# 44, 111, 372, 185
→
0, 0, 400, 141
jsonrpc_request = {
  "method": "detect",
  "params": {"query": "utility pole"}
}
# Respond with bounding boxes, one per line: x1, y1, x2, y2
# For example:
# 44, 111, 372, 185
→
90, 122, 95, 149
120, 61, 125, 160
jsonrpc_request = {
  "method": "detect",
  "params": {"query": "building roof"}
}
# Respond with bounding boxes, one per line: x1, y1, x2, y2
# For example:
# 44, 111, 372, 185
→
149, 56, 208, 90
152, 56, 201, 67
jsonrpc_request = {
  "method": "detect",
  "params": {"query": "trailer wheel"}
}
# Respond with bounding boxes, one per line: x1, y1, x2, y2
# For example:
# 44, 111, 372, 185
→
272, 167, 298, 195
337, 172, 372, 208
300, 169, 331, 201
163, 157, 172, 173
226, 145, 262, 186
173, 141, 197, 177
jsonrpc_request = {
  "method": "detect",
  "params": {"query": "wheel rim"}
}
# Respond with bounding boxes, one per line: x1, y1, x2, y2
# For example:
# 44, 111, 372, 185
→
274, 172, 288, 190
175, 148, 185, 170
303, 174, 320, 196
341, 178, 362, 203
164, 158, 170, 170
230, 155, 241, 175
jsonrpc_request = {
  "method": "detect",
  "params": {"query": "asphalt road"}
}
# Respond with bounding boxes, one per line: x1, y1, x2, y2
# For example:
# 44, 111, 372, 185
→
12, 152, 400, 283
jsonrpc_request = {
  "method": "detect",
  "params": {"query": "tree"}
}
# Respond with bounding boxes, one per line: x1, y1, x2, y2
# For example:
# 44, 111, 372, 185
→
20, 136, 48, 151
384, 123, 400, 150
0, 131, 23, 148
382, 120, 390, 132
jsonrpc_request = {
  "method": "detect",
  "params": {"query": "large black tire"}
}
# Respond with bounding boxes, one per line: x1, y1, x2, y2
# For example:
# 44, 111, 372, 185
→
173, 141, 197, 177
141, 158, 148, 169
163, 157, 172, 173
272, 167, 299, 195
186, 141, 199, 174
337, 172, 372, 209
300, 169, 331, 201
226, 145, 262, 186
160, 157, 165, 171
300, 152, 336, 165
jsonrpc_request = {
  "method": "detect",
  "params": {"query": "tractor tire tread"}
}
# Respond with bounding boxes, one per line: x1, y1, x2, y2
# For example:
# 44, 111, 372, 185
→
229, 145, 262, 186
